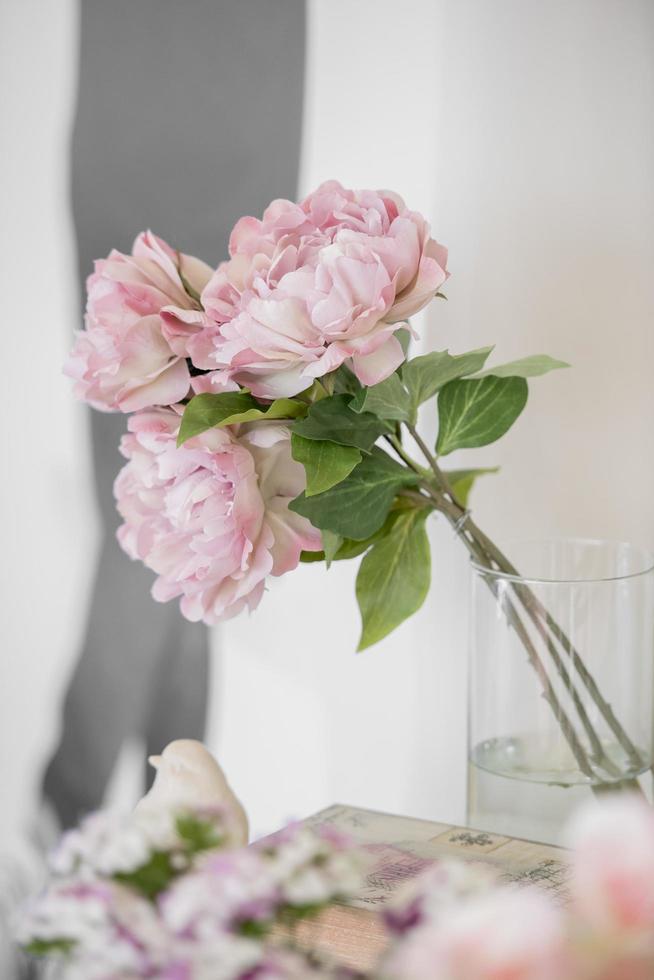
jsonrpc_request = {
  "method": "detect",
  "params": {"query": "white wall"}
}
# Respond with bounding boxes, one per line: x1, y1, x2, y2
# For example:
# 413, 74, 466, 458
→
213, 0, 654, 837
0, 0, 99, 836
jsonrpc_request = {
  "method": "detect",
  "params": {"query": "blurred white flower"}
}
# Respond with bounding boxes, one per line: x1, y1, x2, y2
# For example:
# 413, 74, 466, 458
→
49, 810, 177, 878
17, 878, 168, 977
262, 824, 366, 908
20, 806, 369, 979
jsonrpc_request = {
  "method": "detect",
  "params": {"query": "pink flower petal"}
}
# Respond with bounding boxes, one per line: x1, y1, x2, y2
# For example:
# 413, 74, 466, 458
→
114, 410, 317, 625
351, 334, 405, 386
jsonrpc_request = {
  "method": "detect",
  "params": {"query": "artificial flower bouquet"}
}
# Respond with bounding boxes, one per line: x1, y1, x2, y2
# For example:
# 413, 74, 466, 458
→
19, 792, 654, 978
65, 179, 646, 782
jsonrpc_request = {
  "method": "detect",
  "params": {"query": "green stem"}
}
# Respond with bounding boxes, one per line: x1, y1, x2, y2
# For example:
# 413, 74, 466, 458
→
452, 506, 596, 778
398, 488, 436, 510
465, 519, 643, 773
398, 477, 596, 777
384, 433, 431, 479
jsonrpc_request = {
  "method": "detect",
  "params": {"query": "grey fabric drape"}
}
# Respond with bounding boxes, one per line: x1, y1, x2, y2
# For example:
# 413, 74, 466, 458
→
42, 0, 306, 829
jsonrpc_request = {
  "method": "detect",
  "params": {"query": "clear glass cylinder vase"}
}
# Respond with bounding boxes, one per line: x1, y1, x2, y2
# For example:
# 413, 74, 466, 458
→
467, 538, 654, 845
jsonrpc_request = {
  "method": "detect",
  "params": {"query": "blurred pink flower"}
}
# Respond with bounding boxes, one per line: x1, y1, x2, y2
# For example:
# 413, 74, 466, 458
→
384, 888, 568, 980
65, 231, 212, 412
114, 409, 321, 624
160, 849, 279, 938
384, 859, 498, 936
568, 796, 654, 936
173, 181, 448, 398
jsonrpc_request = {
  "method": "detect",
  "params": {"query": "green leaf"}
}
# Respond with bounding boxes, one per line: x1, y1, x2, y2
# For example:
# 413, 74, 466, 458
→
396, 326, 412, 355
299, 508, 413, 565
179, 392, 254, 443
24, 938, 76, 957
281, 902, 329, 922
114, 851, 177, 900
474, 355, 570, 379
177, 268, 202, 305
436, 376, 528, 455
356, 509, 431, 650
292, 394, 388, 451
444, 467, 499, 506
331, 505, 415, 558
175, 813, 224, 854
178, 392, 306, 446
321, 530, 342, 568
238, 920, 272, 938
350, 373, 411, 421
332, 363, 362, 396
289, 448, 419, 540
298, 379, 331, 403
331, 537, 376, 561
291, 434, 361, 497
299, 549, 325, 563
402, 347, 493, 420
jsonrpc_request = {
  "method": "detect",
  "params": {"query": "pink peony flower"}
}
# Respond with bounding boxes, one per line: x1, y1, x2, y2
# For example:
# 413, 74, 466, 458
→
65, 231, 213, 412
164, 181, 448, 399
568, 796, 654, 936
384, 888, 569, 980
113, 409, 321, 624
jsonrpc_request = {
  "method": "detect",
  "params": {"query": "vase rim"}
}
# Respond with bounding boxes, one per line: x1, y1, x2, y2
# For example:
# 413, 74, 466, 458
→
469, 536, 654, 585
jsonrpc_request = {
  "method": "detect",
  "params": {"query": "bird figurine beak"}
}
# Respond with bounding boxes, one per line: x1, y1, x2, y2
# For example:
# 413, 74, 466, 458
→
148, 755, 163, 770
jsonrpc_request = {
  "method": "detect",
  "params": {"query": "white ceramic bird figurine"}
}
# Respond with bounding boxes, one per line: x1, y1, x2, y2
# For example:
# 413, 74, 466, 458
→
134, 739, 249, 846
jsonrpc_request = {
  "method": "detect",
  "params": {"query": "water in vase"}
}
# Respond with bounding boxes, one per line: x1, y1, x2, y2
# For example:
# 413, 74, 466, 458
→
467, 733, 650, 846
